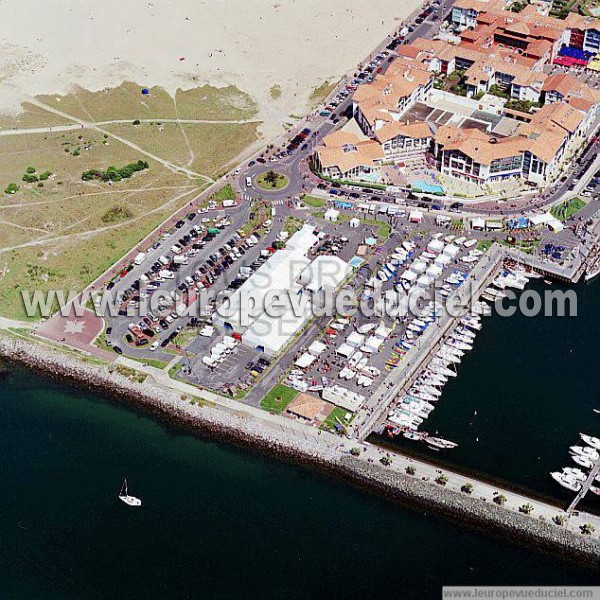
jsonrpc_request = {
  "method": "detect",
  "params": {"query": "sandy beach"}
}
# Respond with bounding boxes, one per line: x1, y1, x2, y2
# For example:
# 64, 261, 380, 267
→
0, 0, 421, 131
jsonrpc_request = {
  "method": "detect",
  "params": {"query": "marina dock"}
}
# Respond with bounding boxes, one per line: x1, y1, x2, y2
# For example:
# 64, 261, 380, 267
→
352, 245, 506, 441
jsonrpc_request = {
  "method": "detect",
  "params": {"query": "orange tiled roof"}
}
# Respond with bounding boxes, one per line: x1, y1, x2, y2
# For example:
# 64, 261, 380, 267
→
375, 121, 433, 143
317, 132, 384, 174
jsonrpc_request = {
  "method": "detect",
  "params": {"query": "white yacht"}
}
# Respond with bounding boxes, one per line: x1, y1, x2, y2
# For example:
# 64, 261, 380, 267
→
561, 467, 587, 482
572, 454, 595, 469
570, 446, 599, 461
550, 472, 582, 492
118, 479, 142, 507
580, 433, 600, 451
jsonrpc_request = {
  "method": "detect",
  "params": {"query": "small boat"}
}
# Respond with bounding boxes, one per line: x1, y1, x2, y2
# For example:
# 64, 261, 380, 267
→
580, 433, 600, 451
426, 437, 458, 449
118, 478, 142, 507
544, 279, 552, 285
403, 431, 421, 441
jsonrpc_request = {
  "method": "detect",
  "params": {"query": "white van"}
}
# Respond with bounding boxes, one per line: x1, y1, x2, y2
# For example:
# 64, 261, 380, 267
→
245, 176, 252, 187
134, 252, 147, 266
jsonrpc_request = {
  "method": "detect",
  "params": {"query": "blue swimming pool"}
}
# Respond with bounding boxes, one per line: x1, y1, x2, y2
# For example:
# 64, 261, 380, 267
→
412, 179, 444, 194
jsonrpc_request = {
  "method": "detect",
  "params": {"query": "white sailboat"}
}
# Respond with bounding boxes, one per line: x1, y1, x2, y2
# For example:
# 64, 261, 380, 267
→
118, 478, 142, 507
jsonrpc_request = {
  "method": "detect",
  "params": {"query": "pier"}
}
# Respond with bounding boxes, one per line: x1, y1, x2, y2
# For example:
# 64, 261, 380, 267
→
568, 458, 600, 515
352, 244, 506, 441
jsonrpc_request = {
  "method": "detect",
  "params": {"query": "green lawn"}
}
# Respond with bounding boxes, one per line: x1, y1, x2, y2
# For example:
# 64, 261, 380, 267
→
476, 240, 494, 253
550, 197, 586, 222
301, 195, 326, 208
283, 215, 306, 234
256, 171, 288, 190
321, 406, 354, 432
260, 384, 298, 414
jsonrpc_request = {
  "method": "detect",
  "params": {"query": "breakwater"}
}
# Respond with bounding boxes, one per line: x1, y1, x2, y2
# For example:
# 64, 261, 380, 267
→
1, 335, 598, 567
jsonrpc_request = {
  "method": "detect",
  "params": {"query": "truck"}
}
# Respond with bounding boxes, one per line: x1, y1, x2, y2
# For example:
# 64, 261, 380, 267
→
222, 199, 235, 208
174, 255, 189, 265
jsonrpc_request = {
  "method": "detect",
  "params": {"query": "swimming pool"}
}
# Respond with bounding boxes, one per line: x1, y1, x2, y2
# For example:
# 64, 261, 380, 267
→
412, 179, 444, 194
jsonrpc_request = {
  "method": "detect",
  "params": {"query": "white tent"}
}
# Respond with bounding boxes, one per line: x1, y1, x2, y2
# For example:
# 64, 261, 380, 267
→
443, 244, 460, 259
324, 208, 340, 222
349, 217, 361, 228
303, 255, 352, 293
472, 217, 485, 230
427, 239, 445, 254
308, 340, 327, 355
295, 352, 317, 368
346, 331, 366, 348
374, 322, 391, 339
364, 335, 385, 352
426, 264, 443, 279
417, 274, 434, 289
336, 343, 355, 358
322, 385, 365, 412
409, 210, 423, 223
401, 269, 418, 282
411, 260, 428, 275
529, 212, 564, 232
435, 253, 452, 268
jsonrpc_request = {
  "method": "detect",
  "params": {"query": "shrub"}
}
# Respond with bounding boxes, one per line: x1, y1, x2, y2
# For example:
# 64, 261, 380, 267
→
26, 166, 36, 174
461, 483, 473, 494
4, 183, 18, 194
406, 465, 416, 476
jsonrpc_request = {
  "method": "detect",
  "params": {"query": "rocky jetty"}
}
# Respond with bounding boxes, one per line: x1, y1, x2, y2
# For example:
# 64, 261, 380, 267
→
1, 335, 599, 567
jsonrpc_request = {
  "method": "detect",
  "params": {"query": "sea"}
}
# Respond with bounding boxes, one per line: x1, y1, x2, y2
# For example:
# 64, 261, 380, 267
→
0, 279, 598, 599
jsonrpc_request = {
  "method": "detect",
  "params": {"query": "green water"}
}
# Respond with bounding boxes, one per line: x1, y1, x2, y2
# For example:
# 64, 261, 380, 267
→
0, 364, 597, 599
373, 278, 600, 512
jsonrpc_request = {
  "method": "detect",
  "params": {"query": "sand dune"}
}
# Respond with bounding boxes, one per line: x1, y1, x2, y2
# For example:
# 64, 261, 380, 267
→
1, 0, 421, 130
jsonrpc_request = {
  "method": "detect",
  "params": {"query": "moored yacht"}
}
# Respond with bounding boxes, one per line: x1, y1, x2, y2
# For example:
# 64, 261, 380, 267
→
580, 433, 600, 451
550, 471, 582, 492
570, 446, 599, 461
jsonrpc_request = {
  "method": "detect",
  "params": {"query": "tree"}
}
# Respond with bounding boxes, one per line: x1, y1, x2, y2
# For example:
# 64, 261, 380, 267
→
552, 514, 566, 526
435, 474, 449, 486
461, 483, 473, 494
133, 119, 141, 126
580, 523, 595, 536
493, 494, 507, 506
22, 173, 38, 183
26, 166, 36, 174
4, 183, 18, 194
519, 503, 534, 515
406, 465, 416, 476
264, 170, 280, 186
350, 447, 361, 457
380, 455, 392, 467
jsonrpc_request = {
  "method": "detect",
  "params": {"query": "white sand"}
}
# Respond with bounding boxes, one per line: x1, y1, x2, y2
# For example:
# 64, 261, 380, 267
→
1, 0, 421, 132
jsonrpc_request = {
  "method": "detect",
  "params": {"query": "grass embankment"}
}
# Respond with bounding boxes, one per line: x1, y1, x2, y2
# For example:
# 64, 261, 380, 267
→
260, 384, 298, 414
283, 215, 305, 235
0, 84, 261, 321
301, 195, 326, 208
476, 240, 494, 253
309, 80, 337, 105
551, 197, 586, 221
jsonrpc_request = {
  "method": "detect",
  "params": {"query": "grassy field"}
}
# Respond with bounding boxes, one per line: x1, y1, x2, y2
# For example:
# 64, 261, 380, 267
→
255, 171, 288, 191
103, 121, 260, 179
0, 85, 264, 320
34, 82, 258, 123
551, 197, 586, 221
260, 384, 298, 414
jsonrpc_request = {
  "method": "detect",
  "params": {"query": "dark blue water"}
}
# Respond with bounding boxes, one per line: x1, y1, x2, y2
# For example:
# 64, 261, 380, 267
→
372, 279, 600, 512
0, 365, 597, 599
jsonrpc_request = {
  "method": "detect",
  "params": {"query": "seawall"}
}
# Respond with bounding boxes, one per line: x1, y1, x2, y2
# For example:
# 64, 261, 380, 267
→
1, 335, 598, 567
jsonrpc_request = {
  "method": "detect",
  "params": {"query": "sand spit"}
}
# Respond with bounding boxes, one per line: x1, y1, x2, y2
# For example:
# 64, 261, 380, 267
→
1, 0, 420, 129
1, 335, 599, 567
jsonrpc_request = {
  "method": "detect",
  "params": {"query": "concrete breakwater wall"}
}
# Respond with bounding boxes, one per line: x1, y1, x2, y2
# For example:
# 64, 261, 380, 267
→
1, 337, 599, 567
